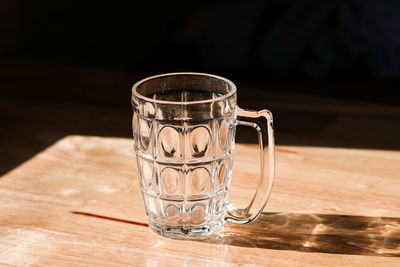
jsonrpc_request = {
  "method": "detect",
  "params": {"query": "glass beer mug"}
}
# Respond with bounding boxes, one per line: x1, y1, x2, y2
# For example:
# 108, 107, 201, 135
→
131, 73, 275, 239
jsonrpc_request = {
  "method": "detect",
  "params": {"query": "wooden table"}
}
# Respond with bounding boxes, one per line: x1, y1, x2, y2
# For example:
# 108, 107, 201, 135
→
0, 136, 399, 266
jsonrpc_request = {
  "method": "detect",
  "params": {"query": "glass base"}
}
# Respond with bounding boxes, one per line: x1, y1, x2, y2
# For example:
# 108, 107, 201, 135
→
148, 221, 223, 239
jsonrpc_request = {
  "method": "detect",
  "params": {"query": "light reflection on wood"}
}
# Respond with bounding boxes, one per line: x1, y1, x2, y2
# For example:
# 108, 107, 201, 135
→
70, 210, 400, 257
201, 212, 400, 257
2, 136, 399, 265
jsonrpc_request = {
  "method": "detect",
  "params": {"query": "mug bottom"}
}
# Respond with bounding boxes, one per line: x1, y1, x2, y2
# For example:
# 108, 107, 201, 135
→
148, 221, 224, 239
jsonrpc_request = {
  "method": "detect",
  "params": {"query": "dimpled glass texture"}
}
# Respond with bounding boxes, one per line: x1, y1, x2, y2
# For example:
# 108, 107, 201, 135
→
132, 73, 237, 239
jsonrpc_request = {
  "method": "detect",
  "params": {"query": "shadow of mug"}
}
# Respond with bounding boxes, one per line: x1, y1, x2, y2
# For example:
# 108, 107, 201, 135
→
200, 212, 400, 257
71, 210, 400, 257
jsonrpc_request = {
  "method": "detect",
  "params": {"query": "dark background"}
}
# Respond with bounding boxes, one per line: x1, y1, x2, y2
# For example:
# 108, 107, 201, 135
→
2, 0, 400, 103
1, 0, 400, 175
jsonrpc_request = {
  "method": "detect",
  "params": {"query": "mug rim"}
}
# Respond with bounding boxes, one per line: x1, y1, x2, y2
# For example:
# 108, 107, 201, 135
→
132, 72, 237, 105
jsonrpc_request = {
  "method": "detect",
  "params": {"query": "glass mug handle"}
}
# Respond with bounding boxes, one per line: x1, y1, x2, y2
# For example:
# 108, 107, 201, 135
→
225, 108, 275, 224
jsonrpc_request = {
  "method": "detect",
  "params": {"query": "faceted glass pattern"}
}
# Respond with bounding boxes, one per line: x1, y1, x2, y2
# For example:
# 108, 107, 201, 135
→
132, 74, 237, 238
135, 116, 236, 238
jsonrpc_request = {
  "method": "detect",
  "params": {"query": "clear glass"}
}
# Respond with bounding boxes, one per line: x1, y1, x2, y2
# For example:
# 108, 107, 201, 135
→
131, 72, 275, 239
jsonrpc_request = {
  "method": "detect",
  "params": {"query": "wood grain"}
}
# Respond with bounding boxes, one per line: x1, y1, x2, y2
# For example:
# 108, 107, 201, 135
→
0, 136, 399, 266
